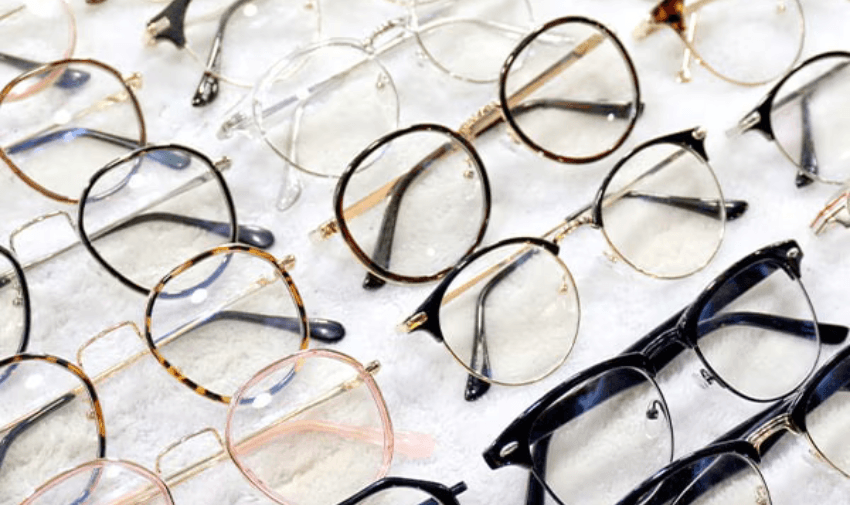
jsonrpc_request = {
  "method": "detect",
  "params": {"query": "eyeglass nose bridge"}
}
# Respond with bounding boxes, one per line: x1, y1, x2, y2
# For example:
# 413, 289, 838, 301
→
156, 426, 226, 477
9, 210, 77, 257
746, 414, 796, 453
362, 16, 408, 52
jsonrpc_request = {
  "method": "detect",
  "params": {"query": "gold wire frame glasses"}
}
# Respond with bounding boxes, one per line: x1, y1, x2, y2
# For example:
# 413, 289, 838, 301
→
633, 0, 805, 86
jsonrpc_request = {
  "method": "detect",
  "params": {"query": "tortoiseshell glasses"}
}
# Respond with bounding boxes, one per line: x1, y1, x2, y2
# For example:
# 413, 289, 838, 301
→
397, 128, 748, 399
633, 0, 805, 85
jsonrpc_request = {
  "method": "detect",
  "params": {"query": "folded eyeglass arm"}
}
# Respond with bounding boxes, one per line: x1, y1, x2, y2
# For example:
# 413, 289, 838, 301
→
191, 0, 251, 107
0, 52, 90, 89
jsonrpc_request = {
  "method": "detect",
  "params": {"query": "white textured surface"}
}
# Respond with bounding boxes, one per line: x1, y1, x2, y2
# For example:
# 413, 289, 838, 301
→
4, 0, 850, 503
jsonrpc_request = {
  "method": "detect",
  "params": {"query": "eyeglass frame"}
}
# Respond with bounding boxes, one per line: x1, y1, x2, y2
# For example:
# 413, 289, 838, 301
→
0, 245, 30, 357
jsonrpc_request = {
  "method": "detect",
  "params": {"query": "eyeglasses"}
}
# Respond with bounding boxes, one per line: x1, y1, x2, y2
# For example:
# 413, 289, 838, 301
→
0, 353, 106, 505
395, 127, 748, 399
20, 459, 175, 505
481, 240, 847, 504
0, 58, 146, 203
319, 126, 743, 296
218, 0, 534, 177
616, 338, 850, 505
221, 14, 640, 208
632, 0, 805, 85
100, 348, 455, 505
145, 0, 324, 106
729, 51, 850, 188
0, 0, 88, 101
0, 245, 30, 359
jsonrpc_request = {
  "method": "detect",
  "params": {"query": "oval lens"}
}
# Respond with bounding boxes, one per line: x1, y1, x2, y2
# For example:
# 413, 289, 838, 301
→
411, 0, 533, 83
695, 258, 820, 401
0, 0, 76, 101
226, 350, 391, 505
623, 452, 769, 505
338, 127, 488, 283
183, 0, 318, 86
253, 42, 399, 178
438, 241, 579, 385
22, 460, 173, 505
600, 137, 726, 278
0, 248, 27, 357
803, 352, 850, 477
770, 54, 850, 184
79, 146, 236, 292
0, 357, 102, 505
147, 249, 306, 401
530, 366, 672, 503
501, 17, 639, 162
0, 60, 144, 202
686, 0, 803, 85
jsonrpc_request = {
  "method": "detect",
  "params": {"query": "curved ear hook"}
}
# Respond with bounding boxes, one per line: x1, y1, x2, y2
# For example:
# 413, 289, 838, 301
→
9, 210, 76, 257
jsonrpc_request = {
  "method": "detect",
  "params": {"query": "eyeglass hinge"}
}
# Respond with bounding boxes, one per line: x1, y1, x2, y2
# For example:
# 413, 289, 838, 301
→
398, 312, 427, 333
746, 414, 794, 452
214, 156, 232, 171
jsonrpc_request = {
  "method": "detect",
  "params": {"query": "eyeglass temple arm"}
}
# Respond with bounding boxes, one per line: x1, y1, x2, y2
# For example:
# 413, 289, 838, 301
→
191, 0, 252, 107
95, 210, 274, 249
195, 310, 345, 343
619, 192, 748, 220
0, 391, 74, 472
465, 248, 539, 401
796, 94, 818, 187
0, 52, 90, 89
5, 128, 190, 171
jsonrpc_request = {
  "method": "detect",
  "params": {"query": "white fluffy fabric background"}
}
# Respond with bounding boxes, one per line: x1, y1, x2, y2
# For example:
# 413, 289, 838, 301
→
3, 0, 850, 504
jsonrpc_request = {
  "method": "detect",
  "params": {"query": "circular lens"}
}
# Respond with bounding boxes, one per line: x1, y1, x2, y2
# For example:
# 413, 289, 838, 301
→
226, 350, 391, 505
147, 248, 307, 401
21, 459, 173, 505
79, 146, 237, 292
0, 60, 144, 202
685, 0, 803, 85
695, 258, 820, 401
803, 352, 850, 477
500, 17, 639, 162
183, 0, 318, 87
0, 248, 28, 358
411, 0, 533, 82
0, 356, 103, 505
437, 240, 579, 385
600, 136, 726, 278
529, 366, 672, 503
0, 0, 76, 101
253, 42, 399, 178
624, 452, 769, 505
337, 125, 489, 283
770, 53, 850, 184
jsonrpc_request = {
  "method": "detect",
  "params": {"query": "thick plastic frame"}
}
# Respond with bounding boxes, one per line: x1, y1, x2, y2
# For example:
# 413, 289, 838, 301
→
339, 477, 467, 505
0, 245, 30, 357
481, 240, 847, 505
143, 243, 310, 404
77, 143, 239, 294
0, 59, 147, 203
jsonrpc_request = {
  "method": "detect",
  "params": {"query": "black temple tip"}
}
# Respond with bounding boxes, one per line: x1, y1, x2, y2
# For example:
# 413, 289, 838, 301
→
192, 74, 219, 107
820, 323, 849, 345
725, 199, 749, 221
236, 225, 275, 249
362, 272, 386, 290
308, 318, 346, 343
796, 172, 816, 188
465, 374, 491, 401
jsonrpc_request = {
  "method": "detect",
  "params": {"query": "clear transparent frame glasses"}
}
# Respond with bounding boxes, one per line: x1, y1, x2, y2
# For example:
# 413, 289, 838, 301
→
729, 51, 850, 188
633, 0, 805, 86
220, 14, 639, 208
0, 0, 86, 102
482, 240, 847, 504
616, 341, 850, 505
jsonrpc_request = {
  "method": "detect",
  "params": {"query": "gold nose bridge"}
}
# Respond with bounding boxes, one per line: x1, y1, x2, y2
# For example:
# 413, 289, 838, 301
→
746, 414, 795, 452
552, 215, 593, 245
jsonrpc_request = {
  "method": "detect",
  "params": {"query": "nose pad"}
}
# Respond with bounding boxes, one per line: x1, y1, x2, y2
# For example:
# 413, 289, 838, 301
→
693, 368, 717, 390
643, 399, 668, 440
